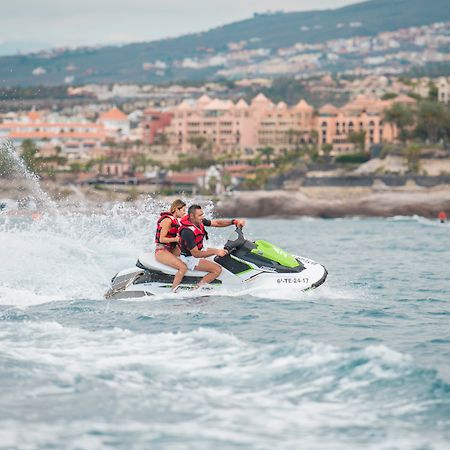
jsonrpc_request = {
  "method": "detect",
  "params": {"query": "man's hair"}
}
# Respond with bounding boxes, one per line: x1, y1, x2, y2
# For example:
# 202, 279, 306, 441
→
188, 204, 202, 216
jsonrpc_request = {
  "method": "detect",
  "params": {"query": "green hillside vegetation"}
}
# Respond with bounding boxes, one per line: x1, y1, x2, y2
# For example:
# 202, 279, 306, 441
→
0, 0, 449, 86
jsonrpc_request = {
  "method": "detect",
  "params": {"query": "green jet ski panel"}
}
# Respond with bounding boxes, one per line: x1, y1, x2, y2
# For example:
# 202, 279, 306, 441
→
251, 240, 300, 268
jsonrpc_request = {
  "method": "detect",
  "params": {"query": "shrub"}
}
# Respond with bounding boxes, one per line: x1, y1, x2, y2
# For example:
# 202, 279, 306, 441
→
335, 153, 370, 164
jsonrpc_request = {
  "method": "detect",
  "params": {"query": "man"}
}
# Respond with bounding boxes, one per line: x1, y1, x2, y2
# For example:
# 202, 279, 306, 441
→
179, 204, 246, 288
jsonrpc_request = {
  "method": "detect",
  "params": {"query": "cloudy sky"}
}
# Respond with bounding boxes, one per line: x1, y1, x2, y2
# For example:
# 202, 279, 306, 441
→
1, 0, 360, 51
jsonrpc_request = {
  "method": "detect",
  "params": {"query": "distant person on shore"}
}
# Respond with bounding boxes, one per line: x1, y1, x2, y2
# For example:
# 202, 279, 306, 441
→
179, 204, 246, 288
154, 199, 187, 292
438, 211, 447, 224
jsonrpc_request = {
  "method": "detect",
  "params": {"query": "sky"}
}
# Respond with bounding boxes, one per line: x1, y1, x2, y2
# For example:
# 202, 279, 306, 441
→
0, 0, 361, 53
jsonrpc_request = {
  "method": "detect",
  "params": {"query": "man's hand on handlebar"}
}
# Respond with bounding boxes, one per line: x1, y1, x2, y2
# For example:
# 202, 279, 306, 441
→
215, 248, 228, 257
235, 219, 246, 228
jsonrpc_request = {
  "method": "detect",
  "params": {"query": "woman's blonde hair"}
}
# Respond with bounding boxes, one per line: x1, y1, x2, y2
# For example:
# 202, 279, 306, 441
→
170, 199, 186, 213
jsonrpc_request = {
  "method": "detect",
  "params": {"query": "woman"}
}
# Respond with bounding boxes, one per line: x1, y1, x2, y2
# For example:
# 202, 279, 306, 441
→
154, 199, 187, 292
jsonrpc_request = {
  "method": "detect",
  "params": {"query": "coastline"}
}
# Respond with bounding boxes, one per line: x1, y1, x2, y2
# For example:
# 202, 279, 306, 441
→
216, 185, 450, 218
1, 179, 449, 219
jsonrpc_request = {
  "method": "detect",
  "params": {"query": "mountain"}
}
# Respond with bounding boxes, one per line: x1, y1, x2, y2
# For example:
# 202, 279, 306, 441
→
0, 40, 53, 57
0, 0, 449, 87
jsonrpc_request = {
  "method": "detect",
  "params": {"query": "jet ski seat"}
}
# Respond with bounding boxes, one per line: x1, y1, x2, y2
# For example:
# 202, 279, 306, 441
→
137, 253, 209, 277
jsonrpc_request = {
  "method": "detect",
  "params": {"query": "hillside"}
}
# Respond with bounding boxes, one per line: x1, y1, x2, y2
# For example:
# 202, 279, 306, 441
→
1, 0, 449, 86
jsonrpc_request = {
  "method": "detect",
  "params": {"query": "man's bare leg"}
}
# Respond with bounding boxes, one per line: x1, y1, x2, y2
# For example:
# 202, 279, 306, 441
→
194, 259, 222, 286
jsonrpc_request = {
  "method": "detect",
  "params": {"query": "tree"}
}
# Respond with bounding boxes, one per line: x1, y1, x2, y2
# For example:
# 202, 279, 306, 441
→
0, 144, 15, 178
428, 82, 438, 101
321, 143, 333, 156
286, 128, 306, 150
404, 144, 421, 173
310, 129, 319, 147
20, 139, 40, 174
208, 176, 218, 194
125, 186, 139, 202
415, 101, 448, 144
69, 162, 83, 174
348, 130, 366, 152
187, 135, 214, 160
382, 92, 398, 100
384, 103, 415, 145
132, 154, 155, 173
258, 146, 274, 164
157, 132, 169, 146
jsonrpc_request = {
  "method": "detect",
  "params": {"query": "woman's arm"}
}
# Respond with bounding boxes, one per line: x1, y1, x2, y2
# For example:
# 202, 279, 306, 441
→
158, 218, 179, 244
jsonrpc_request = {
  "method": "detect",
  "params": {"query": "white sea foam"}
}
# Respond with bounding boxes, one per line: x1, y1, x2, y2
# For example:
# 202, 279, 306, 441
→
0, 322, 446, 449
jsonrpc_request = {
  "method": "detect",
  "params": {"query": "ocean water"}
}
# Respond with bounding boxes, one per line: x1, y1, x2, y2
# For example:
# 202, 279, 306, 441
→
1, 203, 450, 449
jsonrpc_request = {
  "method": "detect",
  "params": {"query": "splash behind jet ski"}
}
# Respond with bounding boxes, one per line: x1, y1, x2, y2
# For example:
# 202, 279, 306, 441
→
105, 228, 327, 299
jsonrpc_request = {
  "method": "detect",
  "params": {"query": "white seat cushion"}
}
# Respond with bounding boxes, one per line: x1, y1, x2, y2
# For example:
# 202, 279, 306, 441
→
138, 253, 209, 277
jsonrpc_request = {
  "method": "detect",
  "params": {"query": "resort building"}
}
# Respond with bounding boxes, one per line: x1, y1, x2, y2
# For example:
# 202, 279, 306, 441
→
317, 95, 416, 153
141, 110, 173, 144
165, 94, 315, 159
0, 111, 106, 153
437, 77, 450, 104
98, 107, 130, 138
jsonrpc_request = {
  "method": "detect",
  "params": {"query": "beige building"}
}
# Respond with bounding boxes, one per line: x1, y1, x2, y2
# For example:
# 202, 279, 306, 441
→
437, 77, 450, 104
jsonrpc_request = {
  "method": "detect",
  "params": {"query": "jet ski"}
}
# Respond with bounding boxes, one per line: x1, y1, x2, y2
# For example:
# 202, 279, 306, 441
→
105, 227, 328, 299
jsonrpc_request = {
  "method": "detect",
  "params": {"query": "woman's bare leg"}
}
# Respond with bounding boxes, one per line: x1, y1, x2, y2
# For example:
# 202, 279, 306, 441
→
155, 250, 188, 291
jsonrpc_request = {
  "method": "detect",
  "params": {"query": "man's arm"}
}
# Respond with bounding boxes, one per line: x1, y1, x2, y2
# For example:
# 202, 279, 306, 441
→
210, 218, 246, 228
182, 228, 227, 258
190, 247, 226, 258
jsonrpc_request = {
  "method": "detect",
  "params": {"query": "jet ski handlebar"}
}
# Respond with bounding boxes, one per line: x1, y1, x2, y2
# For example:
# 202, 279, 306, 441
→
224, 226, 246, 252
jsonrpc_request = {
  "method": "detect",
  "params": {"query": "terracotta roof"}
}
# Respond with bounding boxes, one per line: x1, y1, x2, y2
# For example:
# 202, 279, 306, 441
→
224, 164, 252, 173
204, 99, 231, 110
235, 99, 249, 109
9, 131, 105, 139
197, 94, 212, 105
28, 111, 42, 121
0, 122, 103, 129
294, 99, 313, 111
99, 107, 128, 121
168, 171, 205, 184
176, 100, 192, 111
319, 104, 339, 115
392, 94, 416, 105
252, 93, 271, 103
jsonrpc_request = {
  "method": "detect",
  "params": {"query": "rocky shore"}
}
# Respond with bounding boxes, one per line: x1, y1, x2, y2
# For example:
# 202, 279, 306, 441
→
216, 185, 450, 218
2, 178, 449, 219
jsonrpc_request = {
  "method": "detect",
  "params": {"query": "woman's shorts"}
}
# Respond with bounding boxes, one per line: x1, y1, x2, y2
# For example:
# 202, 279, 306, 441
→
180, 255, 201, 271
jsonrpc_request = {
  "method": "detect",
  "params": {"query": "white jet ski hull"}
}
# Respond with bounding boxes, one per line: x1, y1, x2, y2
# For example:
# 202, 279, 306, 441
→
105, 253, 327, 299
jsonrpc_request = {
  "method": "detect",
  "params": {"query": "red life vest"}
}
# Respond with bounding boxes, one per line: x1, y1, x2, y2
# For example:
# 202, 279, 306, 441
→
155, 212, 179, 250
179, 215, 208, 256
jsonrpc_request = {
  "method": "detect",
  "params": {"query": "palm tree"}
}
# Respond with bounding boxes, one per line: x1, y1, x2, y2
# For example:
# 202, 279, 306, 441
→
348, 130, 366, 152
257, 146, 274, 164
188, 135, 214, 161
132, 154, 155, 173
